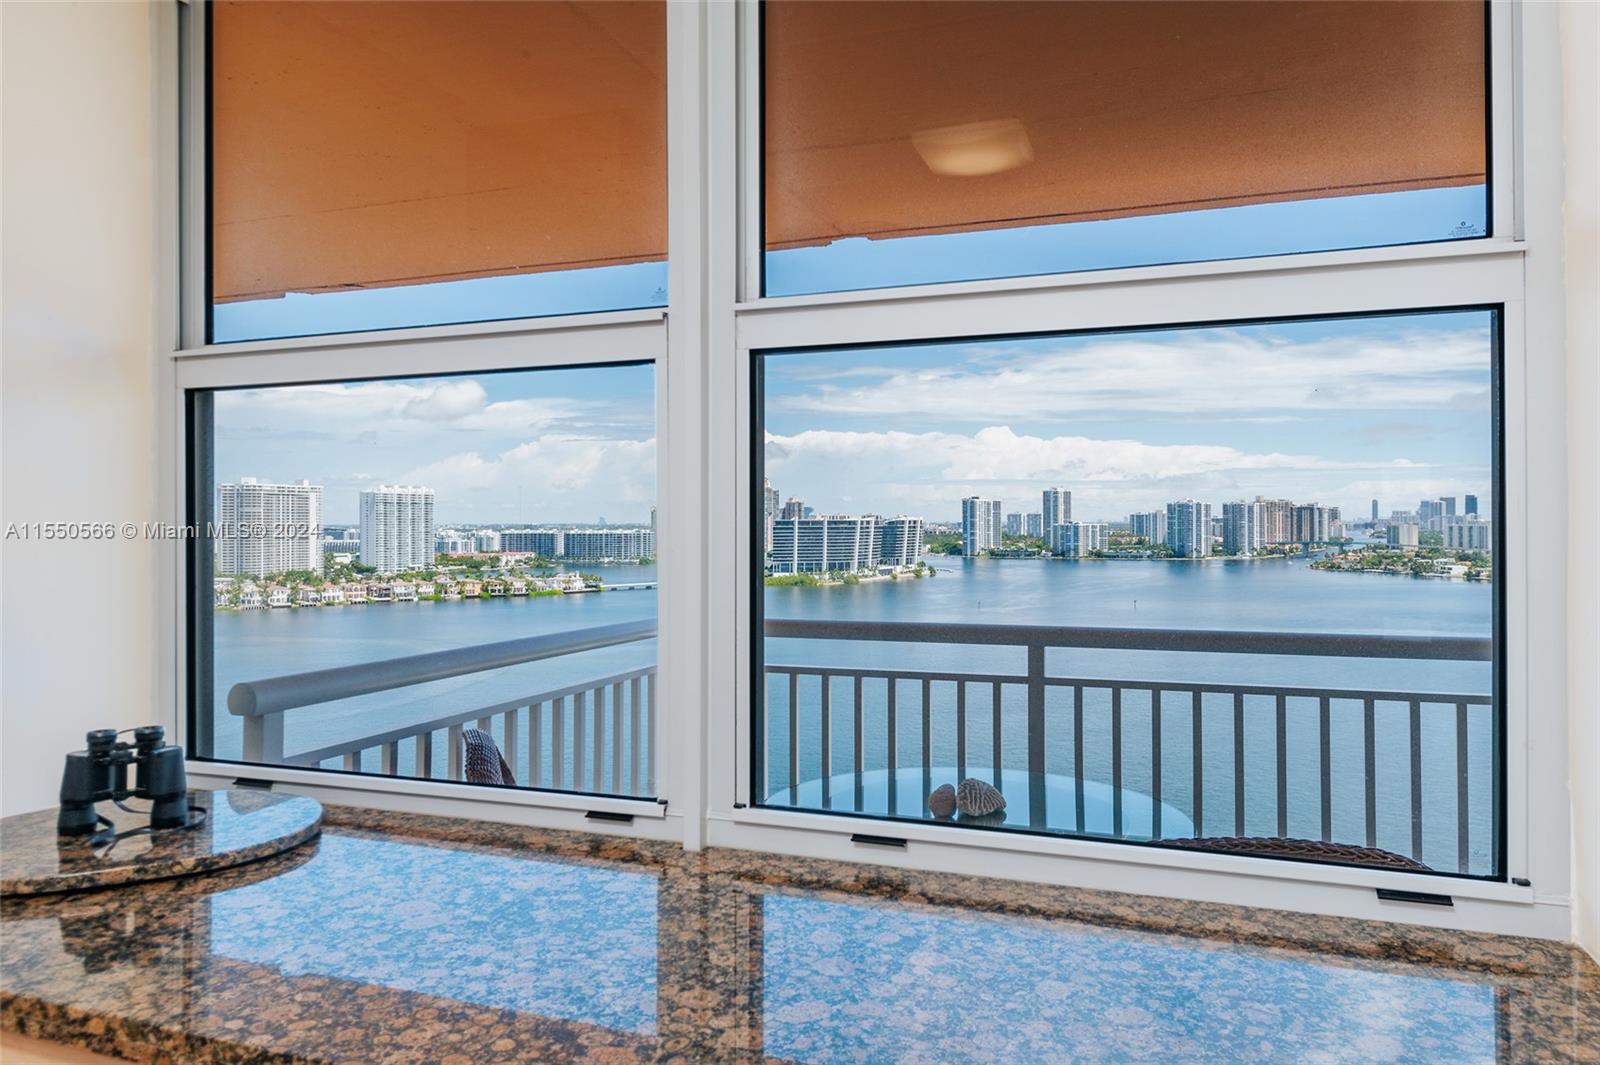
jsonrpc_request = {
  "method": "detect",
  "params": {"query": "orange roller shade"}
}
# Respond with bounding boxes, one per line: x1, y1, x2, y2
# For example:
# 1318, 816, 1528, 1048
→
764, 0, 1487, 250
211, 0, 666, 304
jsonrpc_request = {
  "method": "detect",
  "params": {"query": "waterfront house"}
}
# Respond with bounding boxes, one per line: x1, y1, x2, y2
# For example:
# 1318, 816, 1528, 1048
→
343, 581, 368, 604
393, 581, 417, 602
237, 589, 263, 610
296, 586, 321, 606
266, 586, 290, 608
366, 582, 393, 602
459, 579, 482, 598
509, 578, 528, 595
484, 578, 507, 596
320, 583, 345, 605
416, 581, 435, 597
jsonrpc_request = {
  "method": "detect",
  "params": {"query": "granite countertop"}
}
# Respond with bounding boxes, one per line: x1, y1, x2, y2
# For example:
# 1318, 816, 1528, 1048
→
3, 804, 1597, 1063
1, 790, 322, 897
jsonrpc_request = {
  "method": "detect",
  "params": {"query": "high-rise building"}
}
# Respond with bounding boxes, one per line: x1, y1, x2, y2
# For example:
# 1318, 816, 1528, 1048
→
359, 485, 435, 573
1418, 498, 1445, 527
1387, 523, 1420, 549
216, 478, 322, 577
1371, 498, 1380, 522
1129, 511, 1167, 544
1293, 504, 1332, 544
1004, 512, 1023, 537
1445, 520, 1492, 551
1041, 488, 1072, 534
1465, 494, 1479, 516
1024, 513, 1044, 538
770, 515, 882, 573
879, 516, 925, 566
501, 529, 563, 556
763, 479, 779, 551
961, 497, 1003, 557
1441, 496, 1457, 516
781, 497, 805, 520
1165, 500, 1212, 557
562, 528, 654, 560
1050, 521, 1107, 558
474, 529, 500, 553
1221, 501, 1264, 556
1254, 497, 1295, 544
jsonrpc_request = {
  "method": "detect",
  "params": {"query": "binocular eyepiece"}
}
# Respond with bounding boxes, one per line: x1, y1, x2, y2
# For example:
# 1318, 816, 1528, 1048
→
58, 726, 191, 837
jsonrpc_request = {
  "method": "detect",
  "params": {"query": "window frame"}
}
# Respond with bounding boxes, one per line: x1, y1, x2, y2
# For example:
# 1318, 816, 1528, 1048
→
149, 0, 1576, 937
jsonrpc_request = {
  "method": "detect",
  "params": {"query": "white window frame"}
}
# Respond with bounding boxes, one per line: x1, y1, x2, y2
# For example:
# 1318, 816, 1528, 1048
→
704, 0, 1573, 940
149, 0, 1574, 937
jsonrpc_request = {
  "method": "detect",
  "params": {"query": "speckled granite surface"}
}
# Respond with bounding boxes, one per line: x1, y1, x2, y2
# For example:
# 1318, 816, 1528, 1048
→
1, 791, 322, 897
3, 803, 1596, 1063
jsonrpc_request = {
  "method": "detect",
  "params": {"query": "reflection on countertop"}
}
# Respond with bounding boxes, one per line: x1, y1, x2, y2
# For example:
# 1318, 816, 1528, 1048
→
3, 804, 1597, 1063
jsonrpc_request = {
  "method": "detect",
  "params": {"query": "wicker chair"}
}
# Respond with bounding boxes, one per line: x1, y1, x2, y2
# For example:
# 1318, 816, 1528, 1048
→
460, 727, 516, 786
1163, 835, 1428, 871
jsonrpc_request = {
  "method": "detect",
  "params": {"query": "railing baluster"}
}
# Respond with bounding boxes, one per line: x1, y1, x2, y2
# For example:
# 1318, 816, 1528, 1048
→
344, 750, 361, 773
1233, 691, 1245, 837
788, 671, 799, 804
414, 731, 432, 781
991, 680, 1002, 789
531, 702, 544, 788
1027, 644, 1046, 829
629, 677, 642, 796
1319, 695, 1332, 842
1151, 690, 1163, 840
448, 723, 463, 781
1275, 694, 1288, 838
592, 686, 605, 794
553, 696, 566, 790
1364, 698, 1377, 848
504, 708, 519, 783
381, 741, 398, 776
573, 690, 587, 792
853, 675, 864, 813
1192, 690, 1204, 839
820, 674, 832, 810
611, 681, 624, 795
921, 677, 932, 819
1456, 700, 1470, 873
1073, 685, 1085, 834
887, 677, 898, 815
1111, 686, 1123, 838
956, 681, 967, 780
646, 670, 657, 795
1410, 699, 1423, 861
477, 715, 491, 734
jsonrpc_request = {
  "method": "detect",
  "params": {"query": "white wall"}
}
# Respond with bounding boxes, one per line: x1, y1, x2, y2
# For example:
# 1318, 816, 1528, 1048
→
1561, 0, 1600, 963
1, 1, 158, 815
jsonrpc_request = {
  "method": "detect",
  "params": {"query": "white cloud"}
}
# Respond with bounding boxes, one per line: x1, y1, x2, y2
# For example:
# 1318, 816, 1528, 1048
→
401, 379, 487, 421
772, 327, 1491, 420
400, 434, 657, 520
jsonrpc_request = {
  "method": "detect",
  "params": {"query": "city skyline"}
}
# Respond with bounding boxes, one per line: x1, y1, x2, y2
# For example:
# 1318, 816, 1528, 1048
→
762, 310, 1494, 524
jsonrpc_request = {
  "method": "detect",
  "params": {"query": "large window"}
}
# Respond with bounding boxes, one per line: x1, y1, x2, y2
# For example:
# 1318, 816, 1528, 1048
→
188, 362, 659, 800
209, 1, 667, 342
752, 309, 1502, 877
763, 0, 1489, 296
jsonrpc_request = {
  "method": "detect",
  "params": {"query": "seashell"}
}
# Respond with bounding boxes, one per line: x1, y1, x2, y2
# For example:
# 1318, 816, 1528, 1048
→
956, 777, 1007, 818
928, 783, 957, 819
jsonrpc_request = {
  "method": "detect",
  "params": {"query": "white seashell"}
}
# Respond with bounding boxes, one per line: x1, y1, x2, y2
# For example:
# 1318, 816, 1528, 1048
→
956, 777, 1006, 817
928, 783, 957, 819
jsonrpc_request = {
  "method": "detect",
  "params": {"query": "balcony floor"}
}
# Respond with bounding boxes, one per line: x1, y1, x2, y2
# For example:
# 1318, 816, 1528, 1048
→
3, 805, 1596, 1064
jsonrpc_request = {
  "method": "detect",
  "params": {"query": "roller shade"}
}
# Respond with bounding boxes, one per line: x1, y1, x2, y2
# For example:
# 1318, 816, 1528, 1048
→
211, 0, 666, 304
764, 0, 1487, 251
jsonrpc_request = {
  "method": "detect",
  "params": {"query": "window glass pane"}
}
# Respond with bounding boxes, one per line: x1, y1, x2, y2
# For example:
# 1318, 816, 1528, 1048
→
763, 1, 1488, 296
754, 310, 1500, 877
190, 363, 659, 799
210, 1, 666, 342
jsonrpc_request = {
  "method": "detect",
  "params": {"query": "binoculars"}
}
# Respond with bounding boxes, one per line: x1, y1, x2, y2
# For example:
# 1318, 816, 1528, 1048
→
58, 726, 190, 836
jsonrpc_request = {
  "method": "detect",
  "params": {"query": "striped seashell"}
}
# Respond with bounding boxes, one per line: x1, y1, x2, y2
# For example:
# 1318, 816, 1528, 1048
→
956, 777, 1006, 817
928, 783, 957, 819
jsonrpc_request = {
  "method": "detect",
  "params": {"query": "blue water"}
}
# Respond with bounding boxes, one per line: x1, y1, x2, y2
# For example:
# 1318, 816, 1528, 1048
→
212, 554, 1495, 873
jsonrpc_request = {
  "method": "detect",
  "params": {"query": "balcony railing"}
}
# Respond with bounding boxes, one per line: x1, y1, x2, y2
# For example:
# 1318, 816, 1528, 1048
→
762, 620, 1495, 875
227, 619, 657, 796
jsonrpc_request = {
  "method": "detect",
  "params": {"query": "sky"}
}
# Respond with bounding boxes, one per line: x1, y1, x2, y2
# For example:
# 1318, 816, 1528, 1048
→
210, 186, 1492, 527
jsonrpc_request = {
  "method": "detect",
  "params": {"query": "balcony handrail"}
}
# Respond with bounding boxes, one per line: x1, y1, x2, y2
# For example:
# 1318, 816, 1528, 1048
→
228, 618, 657, 719
762, 619, 1491, 661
